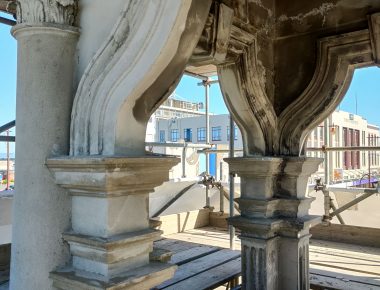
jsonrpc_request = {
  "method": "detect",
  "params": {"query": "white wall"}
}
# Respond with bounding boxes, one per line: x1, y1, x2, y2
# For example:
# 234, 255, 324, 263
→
155, 114, 243, 148
0, 197, 12, 245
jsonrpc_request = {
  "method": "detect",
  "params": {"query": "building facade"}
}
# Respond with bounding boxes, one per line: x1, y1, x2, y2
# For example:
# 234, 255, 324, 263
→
155, 113, 242, 148
146, 94, 205, 142
306, 110, 380, 182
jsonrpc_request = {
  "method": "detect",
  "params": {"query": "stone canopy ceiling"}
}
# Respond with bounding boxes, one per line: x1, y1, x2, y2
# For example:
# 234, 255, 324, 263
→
189, 0, 380, 155
191, 0, 380, 115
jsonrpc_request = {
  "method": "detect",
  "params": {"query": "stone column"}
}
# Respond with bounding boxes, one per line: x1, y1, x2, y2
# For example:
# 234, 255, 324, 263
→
46, 156, 179, 289
225, 157, 321, 290
10, 1, 79, 289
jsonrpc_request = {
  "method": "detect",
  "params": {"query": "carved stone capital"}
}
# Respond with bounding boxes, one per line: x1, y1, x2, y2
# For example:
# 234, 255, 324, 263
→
16, 0, 78, 26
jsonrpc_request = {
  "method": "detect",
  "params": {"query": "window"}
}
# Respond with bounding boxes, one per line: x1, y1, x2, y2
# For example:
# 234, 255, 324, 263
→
212, 126, 221, 141
183, 128, 192, 142
159, 130, 165, 143
362, 152, 366, 166
319, 126, 324, 142
197, 127, 206, 142
343, 127, 351, 169
227, 126, 238, 140
362, 131, 366, 146
170, 129, 179, 142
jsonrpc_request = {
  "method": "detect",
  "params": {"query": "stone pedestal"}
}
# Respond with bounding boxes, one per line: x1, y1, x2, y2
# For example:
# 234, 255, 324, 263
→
10, 24, 79, 289
225, 157, 322, 290
46, 155, 179, 289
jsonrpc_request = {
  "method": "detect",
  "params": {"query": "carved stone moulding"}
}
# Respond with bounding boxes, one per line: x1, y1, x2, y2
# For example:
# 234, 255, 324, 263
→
220, 29, 374, 157
46, 155, 180, 197
369, 13, 380, 65
225, 156, 322, 236
46, 155, 180, 289
70, 0, 212, 157
16, 0, 78, 26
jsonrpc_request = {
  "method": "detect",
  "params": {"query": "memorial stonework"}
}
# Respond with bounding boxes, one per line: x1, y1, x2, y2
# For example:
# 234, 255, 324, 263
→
3, 0, 380, 289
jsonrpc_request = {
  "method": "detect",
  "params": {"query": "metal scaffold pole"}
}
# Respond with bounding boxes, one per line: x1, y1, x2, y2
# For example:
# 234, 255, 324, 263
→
229, 116, 235, 250
324, 118, 330, 185
204, 79, 211, 208
6, 130, 10, 190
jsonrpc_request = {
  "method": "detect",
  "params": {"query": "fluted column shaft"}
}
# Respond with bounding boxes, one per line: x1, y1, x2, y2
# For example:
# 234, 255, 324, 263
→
225, 157, 321, 290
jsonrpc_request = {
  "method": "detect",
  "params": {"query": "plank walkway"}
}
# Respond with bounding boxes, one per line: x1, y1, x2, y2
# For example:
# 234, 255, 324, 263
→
152, 238, 240, 290
158, 227, 380, 290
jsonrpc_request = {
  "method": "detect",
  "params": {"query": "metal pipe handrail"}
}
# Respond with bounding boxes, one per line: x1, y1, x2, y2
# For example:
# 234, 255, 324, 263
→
0, 120, 15, 134
306, 146, 380, 152
0, 15, 15, 26
184, 70, 209, 81
197, 148, 243, 154
146, 142, 212, 149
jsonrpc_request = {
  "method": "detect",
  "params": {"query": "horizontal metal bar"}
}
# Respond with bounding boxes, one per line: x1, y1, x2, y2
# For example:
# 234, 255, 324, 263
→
0, 16, 15, 26
197, 149, 243, 154
197, 80, 219, 86
184, 70, 209, 81
0, 136, 15, 142
0, 120, 15, 133
306, 146, 380, 152
330, 189, 377, 217
146, 142, 212, 149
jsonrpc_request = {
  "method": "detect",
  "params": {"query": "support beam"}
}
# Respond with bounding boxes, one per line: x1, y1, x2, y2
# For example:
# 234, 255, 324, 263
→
330, 189, 377, 218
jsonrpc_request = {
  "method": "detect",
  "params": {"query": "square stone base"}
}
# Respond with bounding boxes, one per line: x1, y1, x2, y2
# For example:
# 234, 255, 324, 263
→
51, 262, 177, 290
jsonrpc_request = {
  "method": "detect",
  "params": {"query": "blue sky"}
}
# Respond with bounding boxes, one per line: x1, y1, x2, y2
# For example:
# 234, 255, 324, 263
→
0, 14, 16, 155
1, 16, 380, 154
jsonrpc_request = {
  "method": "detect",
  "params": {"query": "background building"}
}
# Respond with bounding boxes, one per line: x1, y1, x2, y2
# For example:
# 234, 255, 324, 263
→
306, 110, 380, 183
155, 114, 242, 147
146, 94, 205, 142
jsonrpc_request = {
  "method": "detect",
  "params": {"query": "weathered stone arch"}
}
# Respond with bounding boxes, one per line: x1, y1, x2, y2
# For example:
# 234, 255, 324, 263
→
188, 4, 380, 289
191, 4, 380, 157
279, 30, 374, 156
70, 0, 212, 156
217, 27, 377, 157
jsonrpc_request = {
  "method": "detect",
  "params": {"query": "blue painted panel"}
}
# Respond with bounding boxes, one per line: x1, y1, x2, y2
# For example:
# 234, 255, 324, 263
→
209, 153, 216, 176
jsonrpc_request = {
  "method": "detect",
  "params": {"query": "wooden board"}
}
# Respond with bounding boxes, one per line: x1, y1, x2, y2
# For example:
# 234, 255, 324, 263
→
310, 269, 380, 290
155, 249, 240, 289
170, 246, 220, 265
162, 227, 380, 290
154, 239, 201, 254
164, 258, 241, 290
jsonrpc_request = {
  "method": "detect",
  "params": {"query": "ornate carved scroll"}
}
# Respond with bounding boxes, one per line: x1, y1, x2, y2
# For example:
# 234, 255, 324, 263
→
16, 0, 77, 25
